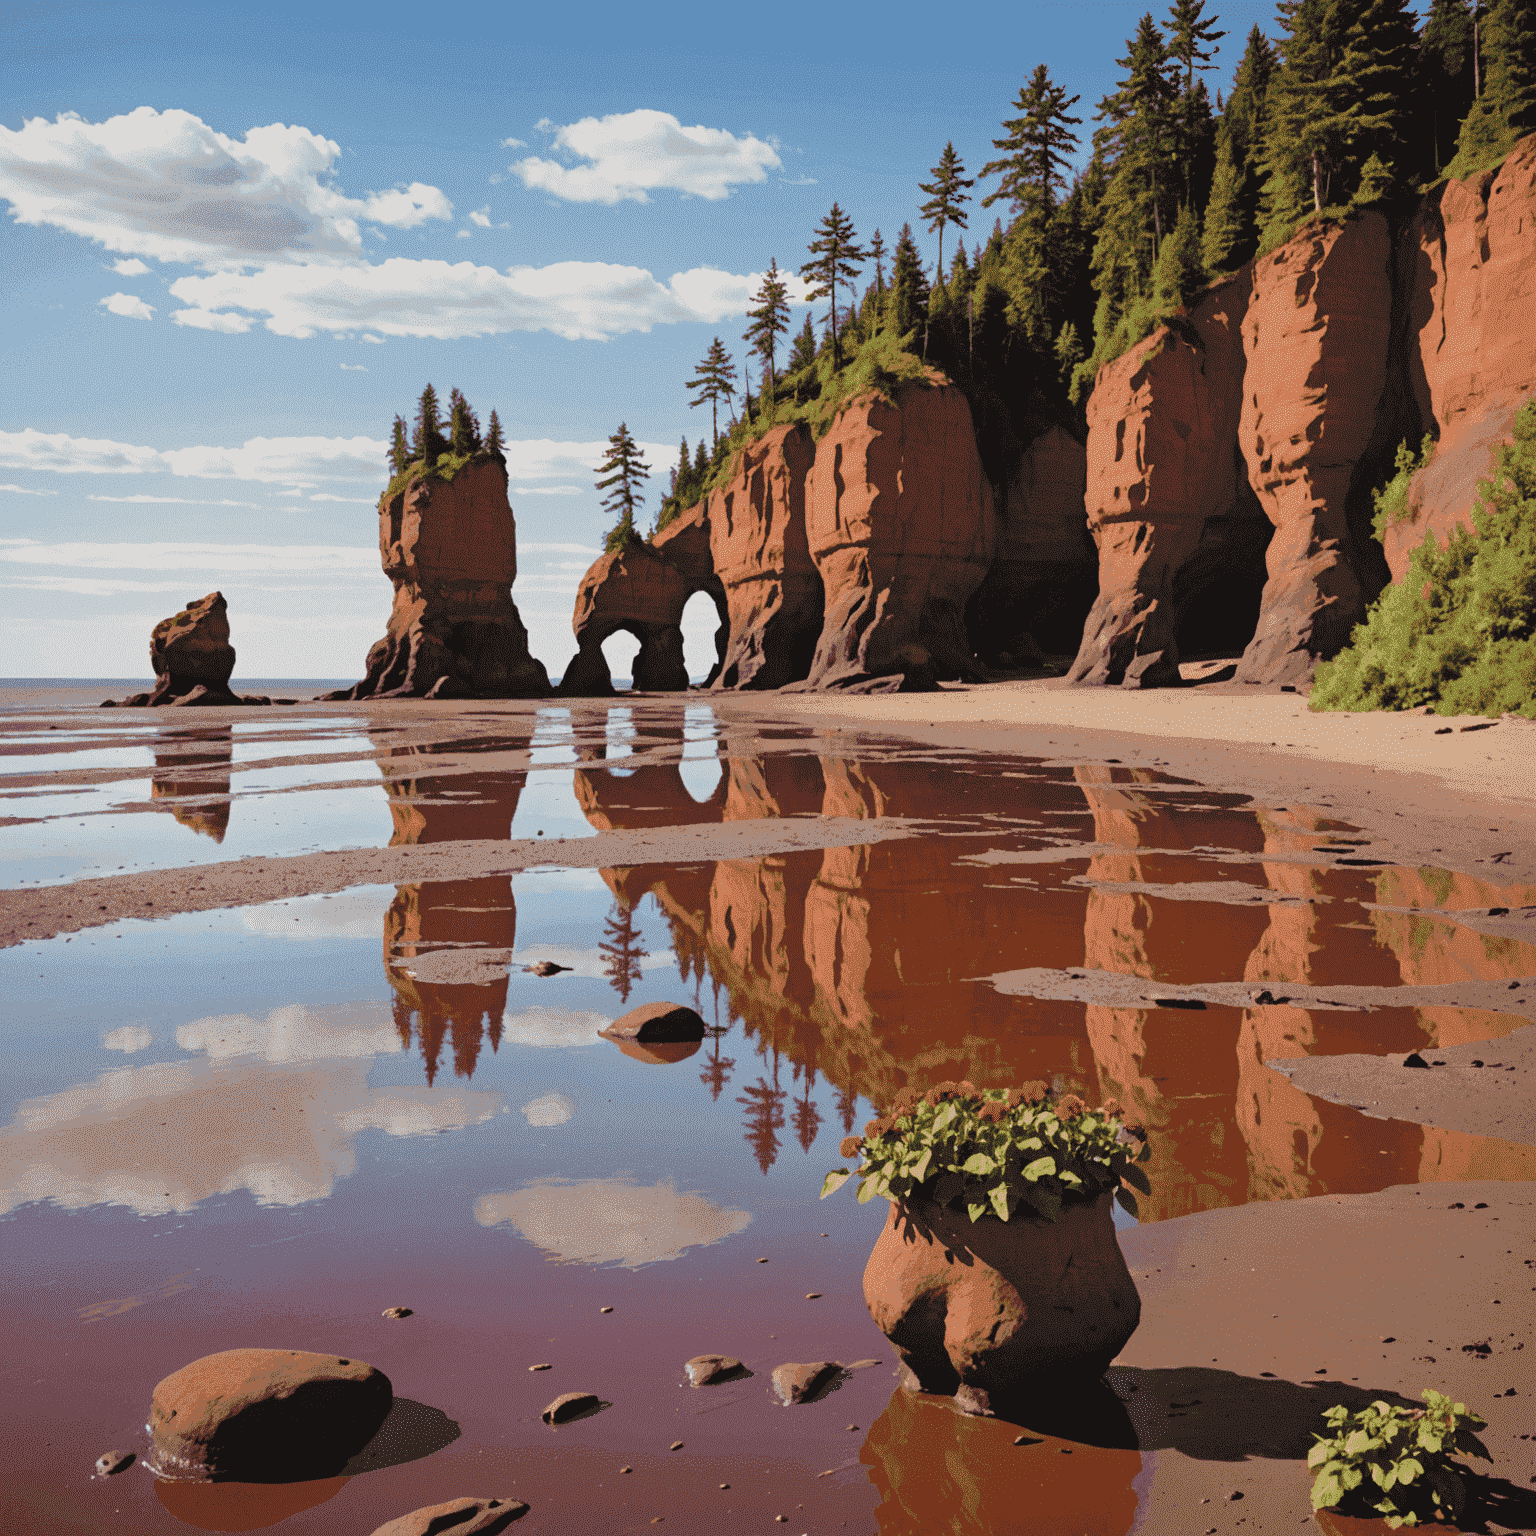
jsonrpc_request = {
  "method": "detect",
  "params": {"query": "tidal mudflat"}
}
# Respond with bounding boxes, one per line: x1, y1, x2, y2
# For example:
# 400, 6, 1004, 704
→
3, 691, 1534, 1535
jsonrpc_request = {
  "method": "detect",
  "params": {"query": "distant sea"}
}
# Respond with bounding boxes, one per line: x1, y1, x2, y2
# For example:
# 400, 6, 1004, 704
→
0, 679, 355, 714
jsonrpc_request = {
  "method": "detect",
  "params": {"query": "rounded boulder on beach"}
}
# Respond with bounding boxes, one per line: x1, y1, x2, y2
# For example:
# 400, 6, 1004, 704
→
147, 1348, 392, 1481
370, 1495, 529, 1535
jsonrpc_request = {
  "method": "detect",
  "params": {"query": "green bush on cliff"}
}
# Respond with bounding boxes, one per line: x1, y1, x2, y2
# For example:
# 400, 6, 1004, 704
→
1371, 434, 1436, 542
821, 1079, 1151, 1224
1311, 394, 1536, 718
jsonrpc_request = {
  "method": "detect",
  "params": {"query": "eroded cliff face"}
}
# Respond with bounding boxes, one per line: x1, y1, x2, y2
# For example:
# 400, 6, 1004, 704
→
342, 458, 549, 700
801, 383, 996, 691
1389, 139, 1536, 579
706, 423, 823, 690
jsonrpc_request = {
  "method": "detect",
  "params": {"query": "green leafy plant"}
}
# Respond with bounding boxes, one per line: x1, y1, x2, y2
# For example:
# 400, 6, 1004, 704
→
820, 1080, 1150, 1223
1371, 434, 1435, 543
1308, 1389, 1491, 1528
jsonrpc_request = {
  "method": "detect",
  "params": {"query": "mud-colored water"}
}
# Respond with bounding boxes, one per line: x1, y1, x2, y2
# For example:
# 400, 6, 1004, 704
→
2, 703, 1531, 1535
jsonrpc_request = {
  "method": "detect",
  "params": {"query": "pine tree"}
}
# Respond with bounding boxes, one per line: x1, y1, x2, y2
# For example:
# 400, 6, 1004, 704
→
1151, 200, 1206, 306
868, 227, 887, 332
484, 409, 504, 456
686, 337, 735, 450
737, 1068, 787, 1175
982, 64, 1084, 220
888, 222, 930, 339
698, 1030, 736, 1101
1201, 26, 1274, 270
919, 142, 975, 287
413, 383, 444, 464
788, 311, 817, 373
693, 437, 708, 484
595, 422, 650, 551
598, 901, 647, 1002
388, 415, 410, 477
792, 1075, 823, 1154
1166, 0, 1227, 89
1453, 0, 1536, 168
800, 203, 867, 372
1054, 319, 1085, 384
743, 257, 792, 402
1417, 0, 1478, 174
448, 387, 481, 456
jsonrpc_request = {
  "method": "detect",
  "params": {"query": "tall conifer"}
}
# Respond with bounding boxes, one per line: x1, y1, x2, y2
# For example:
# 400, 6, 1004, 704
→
1453, 0, 1536, 166
389, 415, 410, 477
686, 338, 736, 450
595, 423, 649, 551
800, 204, 867, 372
919, 142, 975, 287
743, 258, 792, 403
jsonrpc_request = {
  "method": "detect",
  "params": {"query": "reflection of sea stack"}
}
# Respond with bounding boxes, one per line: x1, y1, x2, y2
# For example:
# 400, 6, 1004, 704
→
379, 736, 524, 1082
151, 726, 233, 841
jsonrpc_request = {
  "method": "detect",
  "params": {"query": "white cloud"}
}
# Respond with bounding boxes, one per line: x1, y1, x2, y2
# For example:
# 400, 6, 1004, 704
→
508, 944, 674, 980
520, 1091, 575, 1128
100, 291, 154, 320
0, 539, 375, 573
240, 891, 391, 941
339, 363, 366, 371
455, 229, 472, 239
469, 206, 491, 228
499, 1006, 612, 1049
172, 307, 252, 333
0, 107, 451, 268
102, 1027, 152, 1053
166, 258, 802, 342
475, 1176, 751, 1266
513, 485, 584, 496
360, 333, 384, 343
521, 542, 603, 554
511, 110, 780, 204
0, 427, 385, 482
86, 494, 259, 506
308, 492, 374, 502
111, 257, 149, 275
0, 483, 55, 495
501, 439, 674, 482
501, 138, 526, 150
176, 1003, 399, 1064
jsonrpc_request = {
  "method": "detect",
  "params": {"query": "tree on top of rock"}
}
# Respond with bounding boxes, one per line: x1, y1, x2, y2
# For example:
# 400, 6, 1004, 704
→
596, 421, 650, 552
919, 142, 975, 289
388, 415, 410, 477
800, 203, 866, 373
982, 64, 1083, 222
448, 388, 481, 456
484, 409, 504, 457
887, 221, 930, 341
1202, 25, 1275, 271
743, 258, 792, 404
413, 383, 445, 464
686, 337, 735, 450
1453, 0, 1536, 171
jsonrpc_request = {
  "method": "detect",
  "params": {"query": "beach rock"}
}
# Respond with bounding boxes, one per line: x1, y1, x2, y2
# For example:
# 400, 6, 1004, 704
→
382, 1306, 413, 1319
968, 423, 1096, 664
601, 1001, 706, 1043
338, 457, 549, 700
541, 1392, 600, 1425
1234, 214, 1393, 685
94, 1449, 135, 1477
145, 592, 241, 706
370, 1496, 528, 1536
707, 422, 823, 689
800, 383, 996, 691
1388, 135, 1536, 581
561, 539, 691, 695
147, 1347, 392, 1481
770, 1361, 840, 1405
685, 1354, 745, 1387
653, 497, 730, 685
1068, 274, 1252, 687
863, 1192, 1140, 1416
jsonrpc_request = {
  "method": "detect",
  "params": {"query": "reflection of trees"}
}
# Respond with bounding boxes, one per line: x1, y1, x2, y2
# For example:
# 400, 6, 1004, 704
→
737, 1048, 787, 1174
791, 1065, 823, 1154
599, 901, 648, 1003
698, 1025, 735, 1102
151, 726, 233, 842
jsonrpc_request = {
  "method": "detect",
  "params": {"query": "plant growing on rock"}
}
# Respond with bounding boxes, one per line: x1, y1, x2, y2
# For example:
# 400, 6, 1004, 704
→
1308, 1389, 1490, 1528
821, 1080, 1150, 1222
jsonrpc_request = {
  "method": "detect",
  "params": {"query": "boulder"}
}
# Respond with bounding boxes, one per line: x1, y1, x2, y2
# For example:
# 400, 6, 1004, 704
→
800, 382, 996, 691
338, 457, 549, 700
1067, 274, 1253, 687
561, 539, 691, 695
541, 1391, 600, 1425
146, 592, 241, 705
1235, 213, 1394, 685
684, 1354, 746, 1387
371, 1496, 528, 1536
707, 423, 824, 688
770, 1361, 840, 1406
601, 1001, 706, 1042
1389, 135, 1536, 581
147, 1347, 392, 1481
968, 424, 1097, 663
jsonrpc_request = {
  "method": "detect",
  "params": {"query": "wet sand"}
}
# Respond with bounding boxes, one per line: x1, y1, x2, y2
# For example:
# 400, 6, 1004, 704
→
4, 683, 1534, 1533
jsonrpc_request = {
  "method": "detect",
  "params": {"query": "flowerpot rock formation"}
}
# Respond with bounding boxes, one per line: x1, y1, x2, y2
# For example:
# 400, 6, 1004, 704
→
146, 591, 241, 705
336, 456, 549, 700
147, 1347, 393, 1482
562, 539, 693, 695
863, 1192, 1140, 1417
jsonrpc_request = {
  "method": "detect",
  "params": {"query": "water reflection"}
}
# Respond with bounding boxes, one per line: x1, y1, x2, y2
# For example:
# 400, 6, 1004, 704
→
152, 726, 233, 842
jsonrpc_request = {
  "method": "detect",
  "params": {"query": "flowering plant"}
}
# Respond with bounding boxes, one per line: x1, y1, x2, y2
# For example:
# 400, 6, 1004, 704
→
820, 1080, 1150, 1223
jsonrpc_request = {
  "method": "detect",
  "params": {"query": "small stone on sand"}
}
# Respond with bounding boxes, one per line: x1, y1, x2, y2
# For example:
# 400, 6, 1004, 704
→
382, 1306, 413, 1320
95, 1450, 135, 1477
541, 1392, 599, 1425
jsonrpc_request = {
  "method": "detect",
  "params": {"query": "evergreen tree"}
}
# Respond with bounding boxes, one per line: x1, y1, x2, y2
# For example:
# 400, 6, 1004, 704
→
792, 1073, 823, 1154
1201, 26, 1275, 270
1054, 320, 1085, 385
743, 257, 792, 401
868, 227, 887, 332
888, 222, 930, 339
1417, 0, 1478, 174
1151, 199, 1206, 306
1453, 0, 1536, 167
388, 415, 410, 477
799, 203, 867, 372
598, 901, 647, 1002
686, 337, 735, 449
692, 437, 708, 483
670, 435, 690, 499
413, 383, 444, 464
737, 1067, 787, 1175
595, 422, 650, 550
447, 387, 481, 456
981, 64, 1083, 218
788, 311, 817, 373
484, 408, 504, 456
919, 142, 975, 286
1166, 0, 1226, 90
698, 1030, 735, 1102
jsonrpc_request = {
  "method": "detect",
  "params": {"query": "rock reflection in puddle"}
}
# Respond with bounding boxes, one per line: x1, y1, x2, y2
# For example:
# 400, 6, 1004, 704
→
862, 1386, 1140, 1535
474, 1175, 750, 1266
152, 727, 233, 842
155, 1475, 349, 1531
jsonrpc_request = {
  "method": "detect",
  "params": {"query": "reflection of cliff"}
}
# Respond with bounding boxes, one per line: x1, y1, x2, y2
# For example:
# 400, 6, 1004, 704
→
151, 726, 233, 841
582, 749, 1535, 1210
377, 737, 523, 1084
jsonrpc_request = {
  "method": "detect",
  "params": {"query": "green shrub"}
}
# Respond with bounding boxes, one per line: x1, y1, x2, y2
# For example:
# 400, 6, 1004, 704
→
1372, 435, 1436, 543
1308, 1390, 1490, 1528
820, 1080, 1150, 1223
1310, 394, 1536, 718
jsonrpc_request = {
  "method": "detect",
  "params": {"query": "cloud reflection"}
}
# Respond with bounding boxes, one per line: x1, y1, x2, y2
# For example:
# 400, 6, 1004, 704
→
520, 1091, 575, 1127
474, 1175, 750, 1266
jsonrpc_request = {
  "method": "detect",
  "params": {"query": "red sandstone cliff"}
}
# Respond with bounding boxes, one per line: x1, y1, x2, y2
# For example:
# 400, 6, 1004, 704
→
340, 456, 548, 700
800, 382, 996, 691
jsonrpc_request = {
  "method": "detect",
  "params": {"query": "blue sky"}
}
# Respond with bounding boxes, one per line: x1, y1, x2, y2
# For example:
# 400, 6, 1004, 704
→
4, 0, 1299, 680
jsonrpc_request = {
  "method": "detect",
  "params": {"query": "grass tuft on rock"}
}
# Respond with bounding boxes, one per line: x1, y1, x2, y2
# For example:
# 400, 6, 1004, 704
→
1311, 394, 1536, 719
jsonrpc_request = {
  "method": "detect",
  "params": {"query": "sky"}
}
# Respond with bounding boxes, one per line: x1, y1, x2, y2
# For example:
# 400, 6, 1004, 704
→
3, 0, 1304, 682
